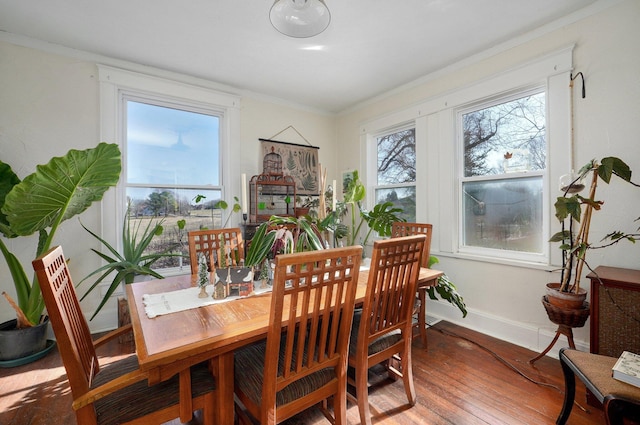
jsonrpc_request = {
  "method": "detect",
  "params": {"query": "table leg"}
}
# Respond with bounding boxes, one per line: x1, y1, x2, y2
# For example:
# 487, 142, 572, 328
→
212, 352, 235, 424
179, 368, 193, 423
418, 287, 428, 348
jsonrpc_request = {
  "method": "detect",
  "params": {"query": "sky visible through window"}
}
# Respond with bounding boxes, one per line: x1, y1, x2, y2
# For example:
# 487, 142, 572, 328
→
125, 100, 224, 271
126, 100, 220, 187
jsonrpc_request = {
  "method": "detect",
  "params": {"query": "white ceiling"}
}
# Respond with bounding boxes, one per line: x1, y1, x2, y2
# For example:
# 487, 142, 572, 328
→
0, 0, 603, 113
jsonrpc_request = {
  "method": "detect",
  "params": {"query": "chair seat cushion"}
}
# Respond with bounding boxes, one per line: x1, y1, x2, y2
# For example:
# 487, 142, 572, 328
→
92, 354, 215, 425
234, 340, 336, 407
349, 309, 402, 357
563, 349, 640, 400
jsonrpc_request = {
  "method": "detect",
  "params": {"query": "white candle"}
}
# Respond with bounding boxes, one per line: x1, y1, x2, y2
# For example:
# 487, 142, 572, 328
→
332, 179, 337, 211
241, 173, 248, 214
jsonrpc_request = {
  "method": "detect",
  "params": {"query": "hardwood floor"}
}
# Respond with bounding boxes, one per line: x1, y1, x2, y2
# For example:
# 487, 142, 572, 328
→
0, 321, 605, 425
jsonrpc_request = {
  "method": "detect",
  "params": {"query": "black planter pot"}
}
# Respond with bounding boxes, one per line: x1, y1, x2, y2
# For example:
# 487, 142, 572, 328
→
0, 317, 49, 361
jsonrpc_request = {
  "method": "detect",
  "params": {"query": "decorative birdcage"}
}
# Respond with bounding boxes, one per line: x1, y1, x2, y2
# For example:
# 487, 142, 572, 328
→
263, 147, 283, 175
249, 174, 296, 222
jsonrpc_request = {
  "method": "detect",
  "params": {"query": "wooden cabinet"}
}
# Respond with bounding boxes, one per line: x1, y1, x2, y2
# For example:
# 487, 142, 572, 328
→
588, 266, 640, 357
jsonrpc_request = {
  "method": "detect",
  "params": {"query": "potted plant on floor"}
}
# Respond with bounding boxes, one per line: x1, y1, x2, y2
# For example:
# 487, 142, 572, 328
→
0, 143, 121, 363
547, 157, 639, 322
78, 204, 183, 320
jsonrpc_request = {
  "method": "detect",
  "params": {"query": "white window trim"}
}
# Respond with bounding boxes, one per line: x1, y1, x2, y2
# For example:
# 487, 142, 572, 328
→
360, 46, 573, 269
455, 85, 548, 264
98, 65, 241, 271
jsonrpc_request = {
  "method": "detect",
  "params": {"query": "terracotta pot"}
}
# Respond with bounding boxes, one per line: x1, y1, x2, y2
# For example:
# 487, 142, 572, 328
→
296, 207, 310, 217
545, 283, 587, 310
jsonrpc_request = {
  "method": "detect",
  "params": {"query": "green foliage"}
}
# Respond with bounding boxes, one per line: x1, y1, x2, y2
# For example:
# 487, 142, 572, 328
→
147, 190, 176, 216
427, 256, 467, 318
327, 170, 405, 247
215, 196, 242, 228
244, 215, 324, 267
0, 143, 121, 326
79, 208, 182, 320
244, 221, 277, 268
360, 201, 405, 247
552, 157, 639, 292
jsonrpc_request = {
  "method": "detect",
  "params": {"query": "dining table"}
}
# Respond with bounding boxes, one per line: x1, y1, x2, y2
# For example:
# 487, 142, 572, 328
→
126, 266, 443, 424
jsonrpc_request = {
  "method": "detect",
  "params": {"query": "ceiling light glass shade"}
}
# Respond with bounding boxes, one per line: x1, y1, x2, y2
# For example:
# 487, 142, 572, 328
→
270, 0, 331, 38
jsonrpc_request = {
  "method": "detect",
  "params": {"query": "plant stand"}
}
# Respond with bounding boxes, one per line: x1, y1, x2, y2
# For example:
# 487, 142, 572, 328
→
529, 296, 590, 364
529, 324, 576, 364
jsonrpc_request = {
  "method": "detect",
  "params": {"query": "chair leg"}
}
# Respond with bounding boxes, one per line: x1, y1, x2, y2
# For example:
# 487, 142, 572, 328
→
604, 397, 640, 425
354, 365, 373, 425
556, 352, 576, 425
401, 346, 416, 406
604, 398, 622, 425
332, 382, 347, 425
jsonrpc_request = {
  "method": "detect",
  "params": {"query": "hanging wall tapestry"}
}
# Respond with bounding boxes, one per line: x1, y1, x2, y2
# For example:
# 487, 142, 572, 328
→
259, 138, 320, 195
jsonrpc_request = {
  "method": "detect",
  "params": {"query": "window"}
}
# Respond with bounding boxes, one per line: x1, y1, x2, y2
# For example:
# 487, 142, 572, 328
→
459, 89, 546, 257
124, 98, 224, 271
99, 65, 240, 275
360, 47, 571, 266
374, 126, 416, 222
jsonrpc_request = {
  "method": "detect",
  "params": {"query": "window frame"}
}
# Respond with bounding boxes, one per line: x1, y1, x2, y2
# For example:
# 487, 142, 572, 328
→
98, 65, 241, 276
360, 46, 573, 268
455, 85, 548, 263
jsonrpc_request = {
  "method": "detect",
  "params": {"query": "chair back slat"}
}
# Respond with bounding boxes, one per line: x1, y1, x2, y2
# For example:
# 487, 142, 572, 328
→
264, 246, 362, 400
187, 227, 244, 274
32, 246, 98, 397
363, 235, 425, 340
391, 222, 432, 268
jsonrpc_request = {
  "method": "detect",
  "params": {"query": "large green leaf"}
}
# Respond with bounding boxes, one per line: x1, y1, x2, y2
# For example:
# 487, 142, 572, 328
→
0, 161, 21, 238
599, 157, 631, 183
3, 142, 121, 237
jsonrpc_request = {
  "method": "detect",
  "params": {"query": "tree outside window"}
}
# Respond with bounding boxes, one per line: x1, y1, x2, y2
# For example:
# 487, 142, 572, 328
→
460, 90, 546, 254
375, 127, 416, 222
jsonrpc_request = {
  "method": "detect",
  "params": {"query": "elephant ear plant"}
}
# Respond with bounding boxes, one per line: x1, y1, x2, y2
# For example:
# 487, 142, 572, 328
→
0, 143, 121, 328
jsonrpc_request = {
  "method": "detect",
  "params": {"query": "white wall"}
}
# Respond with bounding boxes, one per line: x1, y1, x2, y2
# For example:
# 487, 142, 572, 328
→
336, 0, 640, 356
0, 41, 337, 331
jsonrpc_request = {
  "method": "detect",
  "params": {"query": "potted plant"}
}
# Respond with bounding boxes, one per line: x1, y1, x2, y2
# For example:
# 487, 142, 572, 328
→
244, 215, 326, 269
78, 205, 183, 320
215, 196, 242, 228
548, 157, 639, 315
295, 195, 317, 218
0, 143, 121, 361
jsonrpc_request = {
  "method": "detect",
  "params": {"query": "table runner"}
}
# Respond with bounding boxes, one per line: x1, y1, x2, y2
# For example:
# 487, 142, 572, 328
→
142, 259, 370, 318
142, 283, 272, 318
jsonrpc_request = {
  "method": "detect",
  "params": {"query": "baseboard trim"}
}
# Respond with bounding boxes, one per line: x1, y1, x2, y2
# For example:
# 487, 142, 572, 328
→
425, 301, 588, 359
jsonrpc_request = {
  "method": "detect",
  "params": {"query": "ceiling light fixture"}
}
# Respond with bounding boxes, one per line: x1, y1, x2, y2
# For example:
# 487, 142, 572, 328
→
270, 0, 331, 38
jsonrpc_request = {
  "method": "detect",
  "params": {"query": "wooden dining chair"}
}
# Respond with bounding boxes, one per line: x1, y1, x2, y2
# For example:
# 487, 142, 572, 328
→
234, 245, 363, 425
32, 245, 216, 425
391, 222, 434, 347
187, 227, 244, 274
557, 348, 640, 425
348, 234, 426, 425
